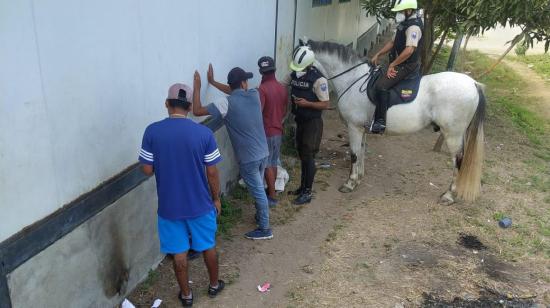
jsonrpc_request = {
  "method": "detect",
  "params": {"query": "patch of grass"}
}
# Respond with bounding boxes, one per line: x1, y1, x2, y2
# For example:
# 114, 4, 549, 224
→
140, 269, 159, 290
431, 48, 550, 148
534, 150, 550, 162
514, 54, 550, 82
224, 269, 240, 285
493, 212, 506, 222
325, 223, 345, 242
217, 196, 242, 237
538, 219, 550, 237
230, 185, 251, 202
493, 96, 546, 145
326, 230, 337, 242
430, 46, 452, 73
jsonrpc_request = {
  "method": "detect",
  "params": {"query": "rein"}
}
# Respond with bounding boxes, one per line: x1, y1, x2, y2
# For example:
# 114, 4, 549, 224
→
327, 60, 371, 81
328, 63, 376, 104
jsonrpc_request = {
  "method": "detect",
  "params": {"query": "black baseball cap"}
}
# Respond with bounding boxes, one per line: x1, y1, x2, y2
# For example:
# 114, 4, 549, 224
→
227, 67, 253, 86
258, 56, 276, 73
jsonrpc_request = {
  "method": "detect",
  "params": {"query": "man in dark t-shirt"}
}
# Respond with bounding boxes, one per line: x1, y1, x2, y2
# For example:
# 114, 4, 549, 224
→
257, 56, 288, 207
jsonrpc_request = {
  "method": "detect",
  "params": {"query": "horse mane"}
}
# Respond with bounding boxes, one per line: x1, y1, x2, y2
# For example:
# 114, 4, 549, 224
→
307, 40, 364, 64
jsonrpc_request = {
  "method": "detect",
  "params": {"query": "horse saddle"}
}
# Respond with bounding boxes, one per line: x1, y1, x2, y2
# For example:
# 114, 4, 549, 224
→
367, 66, 422, 108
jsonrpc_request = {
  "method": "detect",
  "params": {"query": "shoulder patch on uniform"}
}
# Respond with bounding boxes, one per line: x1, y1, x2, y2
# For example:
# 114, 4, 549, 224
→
411, 32, 417, 40
320, 83, 328, 92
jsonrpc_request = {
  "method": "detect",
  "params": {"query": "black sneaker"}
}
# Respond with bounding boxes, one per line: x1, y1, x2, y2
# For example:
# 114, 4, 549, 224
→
293, 191, 312, 205
207, 280, 225, 298
178, 291, 193, 307
369, 119, 386, 134
267, 197, 278, 208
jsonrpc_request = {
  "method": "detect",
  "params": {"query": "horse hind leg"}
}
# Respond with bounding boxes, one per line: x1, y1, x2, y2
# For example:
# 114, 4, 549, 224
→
339, 124, 365, 193
439, 134, 463, 206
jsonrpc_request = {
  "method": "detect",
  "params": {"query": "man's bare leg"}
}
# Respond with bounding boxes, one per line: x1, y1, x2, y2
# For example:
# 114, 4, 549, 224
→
172, 252, 191, 297
265, 166, 277, 199
202, 247, 219, 287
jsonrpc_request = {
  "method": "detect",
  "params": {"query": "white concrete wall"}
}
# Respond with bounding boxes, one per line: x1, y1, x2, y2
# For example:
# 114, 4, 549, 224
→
294, 0, 378, 49
274, 0, 297, 80
0, 0, 277, 242
0, 1, 384, 306
8, 179, 161, 308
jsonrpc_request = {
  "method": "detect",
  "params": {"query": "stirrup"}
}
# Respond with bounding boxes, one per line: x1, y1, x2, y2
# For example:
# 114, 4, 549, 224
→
369, 120, 386, 134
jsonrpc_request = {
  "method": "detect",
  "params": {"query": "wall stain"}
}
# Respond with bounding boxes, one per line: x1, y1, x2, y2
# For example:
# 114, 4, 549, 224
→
99, 218, 129, 298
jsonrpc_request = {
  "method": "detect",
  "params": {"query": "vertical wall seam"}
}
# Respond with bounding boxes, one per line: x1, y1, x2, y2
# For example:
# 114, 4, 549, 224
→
273, 0, 279, 60
29, 0, 62, 208
292, 0, 297, 46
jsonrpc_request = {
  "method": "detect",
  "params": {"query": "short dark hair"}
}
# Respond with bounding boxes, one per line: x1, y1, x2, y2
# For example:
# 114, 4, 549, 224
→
229, 81, 242, 90
167, 99, 190, 110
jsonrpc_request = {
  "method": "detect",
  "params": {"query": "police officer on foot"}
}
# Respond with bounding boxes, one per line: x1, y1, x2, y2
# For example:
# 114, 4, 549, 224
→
288, 46, 330, 205
369, 0, 423, 134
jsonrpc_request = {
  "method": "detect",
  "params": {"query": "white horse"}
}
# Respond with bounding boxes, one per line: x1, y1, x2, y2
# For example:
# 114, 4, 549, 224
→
306, 40, 485, 205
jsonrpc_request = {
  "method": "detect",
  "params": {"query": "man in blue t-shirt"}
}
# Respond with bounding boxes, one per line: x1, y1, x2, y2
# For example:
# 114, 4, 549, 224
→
192, 66, 273, 241
139, 83, 224, 306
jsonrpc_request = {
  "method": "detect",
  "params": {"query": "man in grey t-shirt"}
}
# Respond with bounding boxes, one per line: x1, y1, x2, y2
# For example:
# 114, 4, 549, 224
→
193, 66, 272, 240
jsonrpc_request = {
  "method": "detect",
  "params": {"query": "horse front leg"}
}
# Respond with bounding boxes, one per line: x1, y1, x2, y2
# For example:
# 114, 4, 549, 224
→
339, 124, 365, 193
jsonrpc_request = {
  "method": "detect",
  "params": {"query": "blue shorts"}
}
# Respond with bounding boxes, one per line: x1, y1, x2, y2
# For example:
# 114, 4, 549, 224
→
157, 210, 217, 254
266, 135, 282, 167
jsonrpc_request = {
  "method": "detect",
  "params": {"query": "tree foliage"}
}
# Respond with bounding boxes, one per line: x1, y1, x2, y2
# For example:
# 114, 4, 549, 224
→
360, 0, 550, 74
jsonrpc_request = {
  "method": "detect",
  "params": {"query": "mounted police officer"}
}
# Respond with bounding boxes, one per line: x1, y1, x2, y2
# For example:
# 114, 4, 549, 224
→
369, 0, 423, 134
287, 46, 330, 205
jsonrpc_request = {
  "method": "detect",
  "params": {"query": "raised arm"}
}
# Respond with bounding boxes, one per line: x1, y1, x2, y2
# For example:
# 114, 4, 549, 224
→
193, 70, 211, 116
207, 64, 232, 95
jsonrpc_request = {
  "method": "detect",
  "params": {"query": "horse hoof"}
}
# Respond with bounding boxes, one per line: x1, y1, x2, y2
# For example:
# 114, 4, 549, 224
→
438, 191, 455, 206
339, 184, 353, 193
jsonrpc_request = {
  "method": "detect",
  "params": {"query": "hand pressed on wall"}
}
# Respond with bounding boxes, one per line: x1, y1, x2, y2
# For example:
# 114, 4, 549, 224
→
194, 70, 201, 90
207, 63, 215, 84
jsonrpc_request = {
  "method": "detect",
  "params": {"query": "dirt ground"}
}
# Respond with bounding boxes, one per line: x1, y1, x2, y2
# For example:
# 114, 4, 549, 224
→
128, 96, 549, 307
127, 56, 550, 307
467, 26, 547, 56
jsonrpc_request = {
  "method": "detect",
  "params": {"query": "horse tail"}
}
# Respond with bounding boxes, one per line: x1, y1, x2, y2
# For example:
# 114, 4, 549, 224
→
456, 82, 486, 202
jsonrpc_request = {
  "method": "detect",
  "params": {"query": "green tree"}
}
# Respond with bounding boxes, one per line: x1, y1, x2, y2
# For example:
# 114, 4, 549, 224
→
360, 0, 550, 75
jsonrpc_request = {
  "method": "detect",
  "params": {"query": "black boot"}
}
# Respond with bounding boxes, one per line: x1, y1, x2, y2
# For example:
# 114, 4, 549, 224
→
294, 159, 315, 205
293, 188, 312, 205
370, 90, 389, 134
289, 160, 307, 195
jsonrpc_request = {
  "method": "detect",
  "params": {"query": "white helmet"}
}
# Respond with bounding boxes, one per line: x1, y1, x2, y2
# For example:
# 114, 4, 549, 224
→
290, 46, 315, 72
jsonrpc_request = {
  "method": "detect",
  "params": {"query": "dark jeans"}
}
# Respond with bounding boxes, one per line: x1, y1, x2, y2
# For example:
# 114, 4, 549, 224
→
374, 62, 419, 91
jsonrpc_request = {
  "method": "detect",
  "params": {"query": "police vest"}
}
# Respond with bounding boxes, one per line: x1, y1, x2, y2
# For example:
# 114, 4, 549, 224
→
390, 17, 423, 65
290, 67, 324, 121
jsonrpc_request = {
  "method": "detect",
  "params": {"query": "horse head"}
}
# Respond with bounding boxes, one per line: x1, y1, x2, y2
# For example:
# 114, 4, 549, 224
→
298, 37, 310, 47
